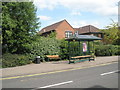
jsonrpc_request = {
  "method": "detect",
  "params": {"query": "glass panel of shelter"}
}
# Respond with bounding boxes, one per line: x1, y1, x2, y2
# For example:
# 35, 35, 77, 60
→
67, 40, 94, 58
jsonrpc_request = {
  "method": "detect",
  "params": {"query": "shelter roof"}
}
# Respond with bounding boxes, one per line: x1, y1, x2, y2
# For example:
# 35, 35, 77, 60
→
66, 35, 102, 41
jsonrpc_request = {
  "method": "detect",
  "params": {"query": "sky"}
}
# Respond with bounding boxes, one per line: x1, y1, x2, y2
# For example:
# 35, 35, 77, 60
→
33, 0, 118, 31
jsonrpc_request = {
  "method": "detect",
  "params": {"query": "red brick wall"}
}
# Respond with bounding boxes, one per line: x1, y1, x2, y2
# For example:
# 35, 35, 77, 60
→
56, 20, 75, 39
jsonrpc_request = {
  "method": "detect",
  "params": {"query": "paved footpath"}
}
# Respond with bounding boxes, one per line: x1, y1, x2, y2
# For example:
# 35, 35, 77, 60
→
1, 56, 119, 78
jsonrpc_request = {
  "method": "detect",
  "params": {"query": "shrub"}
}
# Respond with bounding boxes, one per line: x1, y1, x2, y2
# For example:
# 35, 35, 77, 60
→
2, 53, 31, 68
59, 39, 69, 59
114, 45, 120, 55
95, 45, 119, 56
60, 40, 82, 59
27, 36, 60, 61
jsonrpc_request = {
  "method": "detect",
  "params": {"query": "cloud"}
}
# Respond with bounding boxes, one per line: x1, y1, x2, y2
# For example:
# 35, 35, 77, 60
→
33, 0, 59, 10
71, 11, 81, 16
37, 15, 52, 21
69, 20, 99, 28
34, 0, 118, 16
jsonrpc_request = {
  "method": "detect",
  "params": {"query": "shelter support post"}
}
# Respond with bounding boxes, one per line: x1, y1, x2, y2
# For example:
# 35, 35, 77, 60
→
68, 41, 70, 64
88, 40, 90, 54
93, 41, 95, 55
79, 41, 80, 55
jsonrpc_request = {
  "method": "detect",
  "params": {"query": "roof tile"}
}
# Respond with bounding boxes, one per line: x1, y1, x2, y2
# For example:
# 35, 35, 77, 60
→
74, 25, 101, 34
38, 20, 66, 34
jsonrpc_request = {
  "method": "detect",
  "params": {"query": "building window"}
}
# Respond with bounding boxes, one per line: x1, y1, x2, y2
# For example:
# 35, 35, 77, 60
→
65, 31, 73, 38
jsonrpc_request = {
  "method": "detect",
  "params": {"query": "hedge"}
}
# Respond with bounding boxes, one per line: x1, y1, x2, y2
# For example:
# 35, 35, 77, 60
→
2, 53, 31, 68
95, 44, 120, 56
2, 39, 119, 68
59, 40, 69, 59
27, 36, 60, 61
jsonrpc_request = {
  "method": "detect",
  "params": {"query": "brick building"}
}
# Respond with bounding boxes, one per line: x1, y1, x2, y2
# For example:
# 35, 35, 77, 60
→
38, 19, 103, 39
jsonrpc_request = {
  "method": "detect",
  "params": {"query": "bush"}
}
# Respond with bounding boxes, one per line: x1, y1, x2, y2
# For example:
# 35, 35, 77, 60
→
2, 53, 31, 68
27, 36, 60, 61
95, 45, 119, 56
114, 45, 120, 55
60, 40, 82, 59
59, 39, 69, 59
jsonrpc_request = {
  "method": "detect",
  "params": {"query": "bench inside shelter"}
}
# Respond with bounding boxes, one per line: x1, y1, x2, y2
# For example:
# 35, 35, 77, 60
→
69, 55, 95, 64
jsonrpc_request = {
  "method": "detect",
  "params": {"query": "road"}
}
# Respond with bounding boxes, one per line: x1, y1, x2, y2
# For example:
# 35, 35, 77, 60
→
2, 62, 119, 89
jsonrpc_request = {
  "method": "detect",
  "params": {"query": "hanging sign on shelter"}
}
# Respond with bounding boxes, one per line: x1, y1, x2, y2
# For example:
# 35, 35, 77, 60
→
83, 42, 87, 52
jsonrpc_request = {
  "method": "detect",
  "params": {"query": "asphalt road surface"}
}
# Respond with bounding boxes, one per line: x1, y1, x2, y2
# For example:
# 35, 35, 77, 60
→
2, 62, 119, 89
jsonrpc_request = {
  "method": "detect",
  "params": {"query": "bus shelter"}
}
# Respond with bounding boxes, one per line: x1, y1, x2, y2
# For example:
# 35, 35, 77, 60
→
66, 35, 102, 64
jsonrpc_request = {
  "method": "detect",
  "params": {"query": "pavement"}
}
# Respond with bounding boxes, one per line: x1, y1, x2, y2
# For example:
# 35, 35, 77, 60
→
1, 56, 119, 78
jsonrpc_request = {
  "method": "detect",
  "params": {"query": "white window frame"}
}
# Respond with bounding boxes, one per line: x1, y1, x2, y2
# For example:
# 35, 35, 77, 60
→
65, 31, 72, 38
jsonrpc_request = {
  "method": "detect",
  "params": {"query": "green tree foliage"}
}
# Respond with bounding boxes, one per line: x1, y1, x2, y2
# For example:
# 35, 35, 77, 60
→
48, 31, 56, 38
101, 20, 119, 45
2, 2, 40, 54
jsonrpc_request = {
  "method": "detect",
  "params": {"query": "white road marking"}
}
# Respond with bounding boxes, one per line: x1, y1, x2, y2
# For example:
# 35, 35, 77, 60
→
101, 70, 119, 76
38, 81, 73, 88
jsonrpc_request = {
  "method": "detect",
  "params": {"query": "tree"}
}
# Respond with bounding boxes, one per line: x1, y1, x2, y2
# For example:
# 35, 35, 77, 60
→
101, 20, 119, 45
2, 2, 40, 54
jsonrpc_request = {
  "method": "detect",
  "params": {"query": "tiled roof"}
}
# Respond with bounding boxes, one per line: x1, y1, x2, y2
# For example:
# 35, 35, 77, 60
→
74, 28, 79, 32
38, 20, 66, 34
74, 25, 101, 34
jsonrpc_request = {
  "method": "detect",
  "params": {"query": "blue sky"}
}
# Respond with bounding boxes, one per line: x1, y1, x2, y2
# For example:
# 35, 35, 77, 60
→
33, 0, 118, 30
